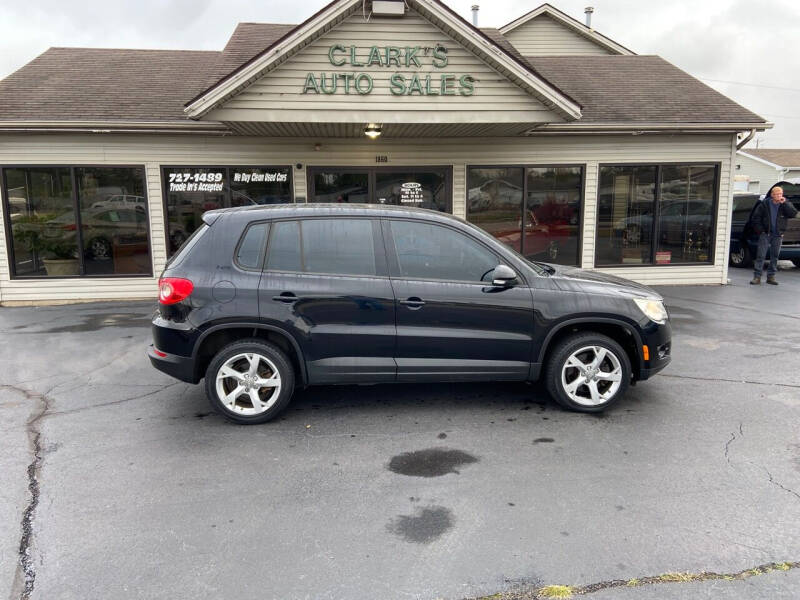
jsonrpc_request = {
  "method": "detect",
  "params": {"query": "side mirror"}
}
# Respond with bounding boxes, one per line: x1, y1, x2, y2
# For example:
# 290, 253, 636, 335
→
491, 264, 518, 287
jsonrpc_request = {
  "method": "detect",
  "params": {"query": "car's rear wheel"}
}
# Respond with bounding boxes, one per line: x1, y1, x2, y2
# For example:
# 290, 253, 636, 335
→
729, 244, 752, 268
545, 332, 631, 412
205, 340, 295, 424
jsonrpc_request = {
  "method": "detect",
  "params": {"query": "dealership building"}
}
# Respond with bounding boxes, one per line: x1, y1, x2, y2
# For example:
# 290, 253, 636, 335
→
0, 0, 769, 303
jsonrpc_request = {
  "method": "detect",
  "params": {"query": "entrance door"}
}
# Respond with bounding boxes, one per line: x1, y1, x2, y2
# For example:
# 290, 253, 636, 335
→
307, 166, 451, 212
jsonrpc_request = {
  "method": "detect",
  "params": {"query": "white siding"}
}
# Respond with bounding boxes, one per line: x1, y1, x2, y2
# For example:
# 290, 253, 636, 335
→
205, 11, 559, 125
504, 15, 614, 56
735, 153, 782, 194
0, 132, 735, 302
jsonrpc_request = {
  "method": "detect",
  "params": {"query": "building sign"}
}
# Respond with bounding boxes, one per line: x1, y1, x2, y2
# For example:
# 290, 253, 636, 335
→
233, 170, 288, 184
168, 171, 224, 192
302, 45, 475, 96
399, 182, 424, 203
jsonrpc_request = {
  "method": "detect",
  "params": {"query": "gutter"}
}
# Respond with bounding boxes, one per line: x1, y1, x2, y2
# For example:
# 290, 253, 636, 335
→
525, 122, 773, 135
0, 121, 231, 135
736, 128, 757, 150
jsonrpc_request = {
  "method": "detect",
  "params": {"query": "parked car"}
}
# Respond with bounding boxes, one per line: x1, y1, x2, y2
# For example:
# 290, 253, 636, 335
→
729, 180, 800, 268
44, 207, 149, 260
149, 204, 672, 424
90, 194, 146, 211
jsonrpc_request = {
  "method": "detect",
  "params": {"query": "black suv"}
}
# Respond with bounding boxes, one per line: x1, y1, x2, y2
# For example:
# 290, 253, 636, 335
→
149, 204, 672, 423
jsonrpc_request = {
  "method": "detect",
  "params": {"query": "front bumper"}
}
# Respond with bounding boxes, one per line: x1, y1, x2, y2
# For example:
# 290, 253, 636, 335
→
147, 345, 199, 384
637, 321, 672, 381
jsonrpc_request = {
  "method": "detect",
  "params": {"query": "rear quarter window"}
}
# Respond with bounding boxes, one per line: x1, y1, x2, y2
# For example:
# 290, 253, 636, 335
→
166, 223, 209, 268
235, 222, 270, 270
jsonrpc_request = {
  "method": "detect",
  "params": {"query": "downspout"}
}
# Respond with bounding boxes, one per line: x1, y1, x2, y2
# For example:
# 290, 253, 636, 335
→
736, 128, 756, 150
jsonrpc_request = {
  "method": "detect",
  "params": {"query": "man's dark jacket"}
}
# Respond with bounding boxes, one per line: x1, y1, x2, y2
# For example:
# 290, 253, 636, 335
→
750, 183, 798, 235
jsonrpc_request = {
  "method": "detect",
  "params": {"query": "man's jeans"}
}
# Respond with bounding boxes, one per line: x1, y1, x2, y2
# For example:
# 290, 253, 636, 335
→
754, 233, 782, 277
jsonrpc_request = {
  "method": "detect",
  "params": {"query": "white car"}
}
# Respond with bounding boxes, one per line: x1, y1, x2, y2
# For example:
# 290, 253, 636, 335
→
91, 195, 146, 211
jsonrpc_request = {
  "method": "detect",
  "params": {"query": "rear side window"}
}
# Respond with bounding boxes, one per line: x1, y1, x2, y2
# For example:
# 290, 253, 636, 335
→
390, 220, 498, 282
302, 219, 376, 276
266, 221, 302, 272
166, 223, 208, 268
265, 218, 377, 276
236, 222, 270, 269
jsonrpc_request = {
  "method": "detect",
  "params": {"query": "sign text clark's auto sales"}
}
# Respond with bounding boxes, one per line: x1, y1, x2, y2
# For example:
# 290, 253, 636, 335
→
302, 45, 475, 96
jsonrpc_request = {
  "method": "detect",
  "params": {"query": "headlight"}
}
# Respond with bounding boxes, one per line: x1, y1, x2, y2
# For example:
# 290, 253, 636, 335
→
633, 297, 668, 324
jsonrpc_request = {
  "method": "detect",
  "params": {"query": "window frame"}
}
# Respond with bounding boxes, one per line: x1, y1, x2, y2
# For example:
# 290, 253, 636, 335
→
594, 162, 721, 268
382, 217, 526, 286
306, 165, 453, 212
465, 163, 586, 267
161, 164, 293, 257
262, 216, 389, 279
1, 164, 153, 279
233, 221, 271, 272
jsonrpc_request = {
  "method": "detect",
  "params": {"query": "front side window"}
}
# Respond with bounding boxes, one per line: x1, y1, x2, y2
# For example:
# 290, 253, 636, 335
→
596, 164, 718, 266
467, 165, 583, 266
3, 165, 150, 277
164, 166, 292, 255
390, 220, 498, 282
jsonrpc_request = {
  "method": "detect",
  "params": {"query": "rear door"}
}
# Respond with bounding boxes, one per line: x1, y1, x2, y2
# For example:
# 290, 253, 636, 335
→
258, 217, 396, 384
383, 218, 535, 382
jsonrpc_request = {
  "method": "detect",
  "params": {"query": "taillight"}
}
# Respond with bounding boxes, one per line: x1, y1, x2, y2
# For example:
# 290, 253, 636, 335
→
159, 277, 194, 305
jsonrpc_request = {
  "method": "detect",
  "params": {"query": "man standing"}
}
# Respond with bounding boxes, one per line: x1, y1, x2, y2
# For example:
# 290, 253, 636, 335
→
750, 184, 798, 285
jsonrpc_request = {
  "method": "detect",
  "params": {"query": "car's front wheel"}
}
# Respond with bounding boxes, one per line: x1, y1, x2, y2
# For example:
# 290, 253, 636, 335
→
205, 340, 295, 424
545, 332, 631, 412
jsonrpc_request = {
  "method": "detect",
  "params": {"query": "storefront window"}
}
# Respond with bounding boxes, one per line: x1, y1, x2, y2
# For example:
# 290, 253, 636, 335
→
466, 167, 524, 253
467, 165, 583, 266
525, 167, 582, 264
307, 167, 451, 211
596, 166, 657, 265
656, 165, 715, 264
2, 166, 150, 277
596, 164, 717, 266
76, 167, 150, 275
163, 166, 292, 255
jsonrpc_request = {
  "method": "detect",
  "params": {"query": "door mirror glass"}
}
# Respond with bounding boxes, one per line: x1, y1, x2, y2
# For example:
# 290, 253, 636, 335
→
491, 264, 517, 286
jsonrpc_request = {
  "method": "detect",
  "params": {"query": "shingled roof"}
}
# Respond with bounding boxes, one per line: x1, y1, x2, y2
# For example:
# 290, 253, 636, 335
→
0, 22, 767, 129
0, 47, 220, 122
524, 55, 766, 124
740, 149, 800, 168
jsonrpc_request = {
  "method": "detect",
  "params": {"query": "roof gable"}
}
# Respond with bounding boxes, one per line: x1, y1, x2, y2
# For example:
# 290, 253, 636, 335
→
185, 0, 582, 123
739, 149, 800, 169
499, 3, 634, 56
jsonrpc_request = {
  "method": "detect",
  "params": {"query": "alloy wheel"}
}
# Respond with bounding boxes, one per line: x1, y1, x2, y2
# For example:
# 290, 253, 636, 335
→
215, 352, 282, 416
560, 345, 623, 406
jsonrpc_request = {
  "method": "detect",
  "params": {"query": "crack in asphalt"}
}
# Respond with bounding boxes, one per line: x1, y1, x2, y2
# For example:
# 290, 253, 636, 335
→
659, 373, 800, 389
470, 560, 800, 599
759, 465, 800, 502
45, 381, 184, 417
1, 384, 53, 600
724, 422, 743, 468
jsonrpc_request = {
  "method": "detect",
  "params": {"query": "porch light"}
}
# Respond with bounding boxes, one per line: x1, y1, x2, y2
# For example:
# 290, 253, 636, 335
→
364, 124, 382, 139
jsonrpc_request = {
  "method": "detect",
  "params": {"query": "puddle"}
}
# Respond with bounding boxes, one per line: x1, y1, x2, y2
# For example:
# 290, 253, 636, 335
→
15, 311, 151, 333
387, 448, 478, 477
387, 506, 453, 544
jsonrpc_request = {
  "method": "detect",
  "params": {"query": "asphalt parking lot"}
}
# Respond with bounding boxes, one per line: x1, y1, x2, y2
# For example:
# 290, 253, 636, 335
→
1, 265, 799, 600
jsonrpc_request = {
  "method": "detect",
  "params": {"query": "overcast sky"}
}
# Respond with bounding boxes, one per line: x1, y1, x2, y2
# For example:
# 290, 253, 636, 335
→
1, 0, 797, 148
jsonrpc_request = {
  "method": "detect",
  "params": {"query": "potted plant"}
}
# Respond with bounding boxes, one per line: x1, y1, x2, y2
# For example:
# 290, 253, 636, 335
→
13, 214, 80, 276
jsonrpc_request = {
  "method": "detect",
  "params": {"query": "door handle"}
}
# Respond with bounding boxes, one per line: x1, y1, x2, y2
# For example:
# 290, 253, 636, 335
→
272, 292, 299, 303
399, 297, 425, 309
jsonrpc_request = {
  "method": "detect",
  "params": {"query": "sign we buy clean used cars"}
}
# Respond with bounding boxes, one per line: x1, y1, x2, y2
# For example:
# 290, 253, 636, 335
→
302, 45, 475, 96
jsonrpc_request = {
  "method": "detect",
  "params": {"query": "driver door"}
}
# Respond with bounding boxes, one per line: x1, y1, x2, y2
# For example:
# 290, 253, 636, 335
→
383, 219, 535, 382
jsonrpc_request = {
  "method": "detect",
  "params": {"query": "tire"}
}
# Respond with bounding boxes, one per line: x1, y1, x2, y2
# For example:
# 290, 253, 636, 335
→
544, 332, 631, 413
205, 339, 295, 424
729, 244, 752, 269
88, 237, 112, 260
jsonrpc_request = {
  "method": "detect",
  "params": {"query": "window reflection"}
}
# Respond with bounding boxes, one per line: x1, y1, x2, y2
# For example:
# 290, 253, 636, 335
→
656, 165, 715, 264
76, 167, 150, 275
596, 166, 657, 265
525, 167, 582, 264
6, 167, 79, 276
466, 168, 524, 253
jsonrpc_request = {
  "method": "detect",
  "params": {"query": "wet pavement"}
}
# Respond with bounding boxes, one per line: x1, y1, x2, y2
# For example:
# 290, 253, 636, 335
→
1, 264, 799, 600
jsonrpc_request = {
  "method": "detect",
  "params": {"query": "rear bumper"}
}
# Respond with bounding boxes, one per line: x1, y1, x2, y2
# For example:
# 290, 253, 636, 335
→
147, 345, 199, 384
